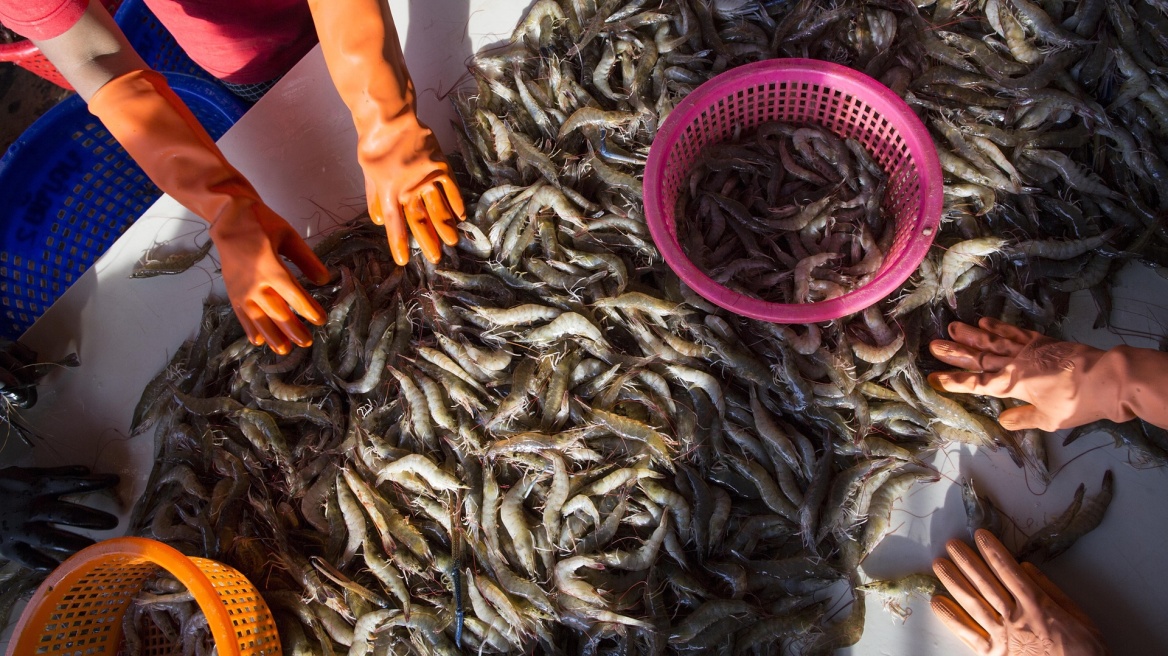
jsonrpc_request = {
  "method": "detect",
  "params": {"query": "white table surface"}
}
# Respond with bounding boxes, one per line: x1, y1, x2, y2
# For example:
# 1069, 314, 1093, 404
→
4, 2, 1168, 653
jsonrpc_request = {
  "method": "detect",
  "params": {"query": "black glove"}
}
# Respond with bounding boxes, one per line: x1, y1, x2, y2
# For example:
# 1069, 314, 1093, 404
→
0, 340, 79, 445
0, 339, 41, 409
0, 466, 120, 570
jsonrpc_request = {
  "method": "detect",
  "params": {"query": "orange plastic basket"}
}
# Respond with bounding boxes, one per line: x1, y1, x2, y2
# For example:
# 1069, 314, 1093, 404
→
5, 537, 282, 656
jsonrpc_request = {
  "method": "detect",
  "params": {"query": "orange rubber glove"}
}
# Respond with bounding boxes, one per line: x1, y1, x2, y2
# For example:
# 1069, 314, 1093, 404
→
932, 529, 1108, 656
87, 70, 329, 354
307, 0, 466, 266
927, 317, 1168, 432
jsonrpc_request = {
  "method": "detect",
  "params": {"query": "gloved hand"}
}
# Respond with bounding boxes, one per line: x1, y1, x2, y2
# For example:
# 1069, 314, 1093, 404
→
307, 0, 466, 266
928, 317, 1168, 431
86, 70, 330, 354
931, 529, 1108, 656
0, 466, 120, 570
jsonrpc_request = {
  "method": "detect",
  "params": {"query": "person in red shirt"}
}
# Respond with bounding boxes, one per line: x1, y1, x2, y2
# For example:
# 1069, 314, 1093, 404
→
0, 0, 466, 355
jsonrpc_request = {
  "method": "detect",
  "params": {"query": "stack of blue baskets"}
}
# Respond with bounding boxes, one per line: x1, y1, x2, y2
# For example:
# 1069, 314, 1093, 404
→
0, 0, 248, 340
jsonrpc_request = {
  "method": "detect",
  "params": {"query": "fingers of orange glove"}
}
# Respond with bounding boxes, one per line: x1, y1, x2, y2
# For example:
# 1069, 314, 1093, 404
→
943, 321, 978, 341
268, 273, 326, 328
379, 193, 411, 266
286, 286, 326, 329
273, 317, 313, 348
436, 174, 466, 221
253, 287, 313, 349
243, 302, 292, 355
974, 529, 1043, 617
930, 595, 993, 653
978, 316, 1043, 345
405, 196, 443, 264
933, 556, 1001, 633
236, 309, 265, 348
998, 404, 1053, 431
366, 176, 385, 226
929, 339, 1013, 373
1019, 562, 1097, 632
945, 538, 1016, 619
277, 231, 330, 288
948, 321, 1026, 358
422, 182, 459, 246
928, 370, 1016, 398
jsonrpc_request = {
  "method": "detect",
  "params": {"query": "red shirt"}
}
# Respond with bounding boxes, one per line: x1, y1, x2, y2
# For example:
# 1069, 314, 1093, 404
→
0, 0, 317, 84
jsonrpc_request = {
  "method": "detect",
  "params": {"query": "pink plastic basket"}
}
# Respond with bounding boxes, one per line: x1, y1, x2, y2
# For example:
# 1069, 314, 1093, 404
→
643, 58, 943, 324
0, 43, 72, 88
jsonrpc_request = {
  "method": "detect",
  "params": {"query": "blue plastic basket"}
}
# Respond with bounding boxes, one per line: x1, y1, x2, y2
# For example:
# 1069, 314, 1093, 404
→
0, 73, 247, 340
114, 0, 218, 84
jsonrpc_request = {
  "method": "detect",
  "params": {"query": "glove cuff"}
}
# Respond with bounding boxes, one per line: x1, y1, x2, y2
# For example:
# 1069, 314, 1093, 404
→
87, 69, 260, 225
1101, 346, 1168, 428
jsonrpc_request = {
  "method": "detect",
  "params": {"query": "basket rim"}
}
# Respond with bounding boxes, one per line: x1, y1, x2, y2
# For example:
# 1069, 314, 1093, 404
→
0, 93, 87, 169
5, 537, 262, 656
0, 39, 40, 58
643, 57, 943, 323
0, 71, 245, 172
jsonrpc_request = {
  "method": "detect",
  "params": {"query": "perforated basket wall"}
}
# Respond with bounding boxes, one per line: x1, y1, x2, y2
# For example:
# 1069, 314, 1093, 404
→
643, 58, 943, 323
2, 48, 71, 88
0, 72, 247, 340
5, 537, 281, 656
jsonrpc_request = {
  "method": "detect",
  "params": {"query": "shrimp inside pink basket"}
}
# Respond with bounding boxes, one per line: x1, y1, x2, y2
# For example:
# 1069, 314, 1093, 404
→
643, 58, 944, 324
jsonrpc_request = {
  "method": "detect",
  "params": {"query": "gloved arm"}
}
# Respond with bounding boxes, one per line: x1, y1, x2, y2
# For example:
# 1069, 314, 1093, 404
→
931, 529, 1108, 656
0, 466, 119, 571
86, 71, 330, 353
32, 3, 329, 354
307, 0, 466, 266
928, 317, 1168, 431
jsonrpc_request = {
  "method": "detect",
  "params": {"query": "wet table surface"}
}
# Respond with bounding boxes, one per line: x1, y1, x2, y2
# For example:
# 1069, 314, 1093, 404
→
4, 2, 1168, 653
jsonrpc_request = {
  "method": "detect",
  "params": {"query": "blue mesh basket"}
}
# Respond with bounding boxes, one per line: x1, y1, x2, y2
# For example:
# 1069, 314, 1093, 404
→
0, 73, 247, 340
114, 0, 217, 84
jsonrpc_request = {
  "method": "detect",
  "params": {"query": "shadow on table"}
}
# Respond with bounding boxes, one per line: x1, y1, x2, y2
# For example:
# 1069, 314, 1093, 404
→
860, 448, 970, 584
1078, 565, 1165, 655
403, 0, 476, 152
861, 522, 957, 583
